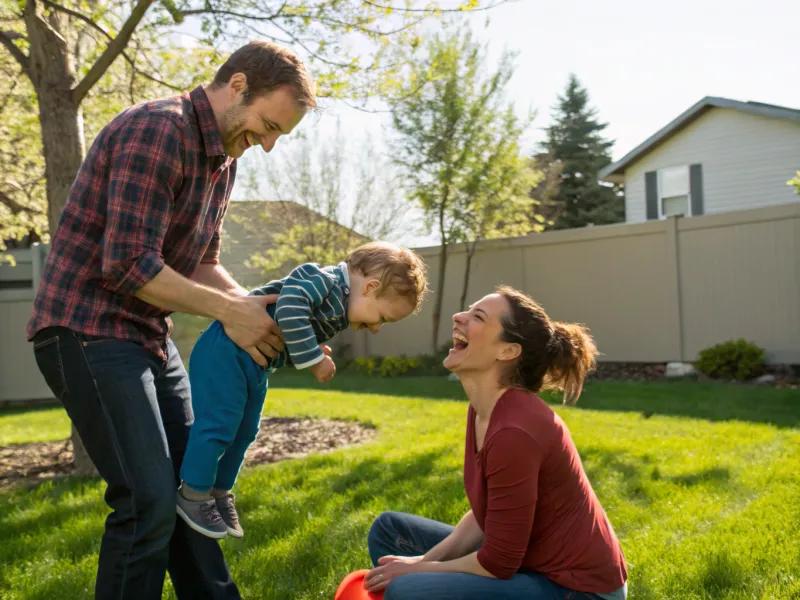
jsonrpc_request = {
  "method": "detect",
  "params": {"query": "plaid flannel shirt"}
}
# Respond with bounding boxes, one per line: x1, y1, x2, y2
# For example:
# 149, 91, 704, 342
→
27, 86, 236, 360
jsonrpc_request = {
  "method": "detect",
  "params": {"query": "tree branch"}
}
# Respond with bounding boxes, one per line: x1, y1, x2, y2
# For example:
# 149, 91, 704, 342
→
360, 0, 511, 13
46, 0, 183, 91
180, 4, 286, 21
0, 73, 20, 113
0, 30, 29, 74
269, 20, 353, 68
0, 189, 37, 215
72, 0, 155, 105
0, 30, 25, 40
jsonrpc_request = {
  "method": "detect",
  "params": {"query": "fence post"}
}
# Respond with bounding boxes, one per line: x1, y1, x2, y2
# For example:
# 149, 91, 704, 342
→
31, 243, 44, 295
663, 216, 685, 361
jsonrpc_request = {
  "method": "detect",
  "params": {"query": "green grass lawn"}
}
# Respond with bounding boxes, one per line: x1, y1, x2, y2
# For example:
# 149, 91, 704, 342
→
1, 376, 799, 599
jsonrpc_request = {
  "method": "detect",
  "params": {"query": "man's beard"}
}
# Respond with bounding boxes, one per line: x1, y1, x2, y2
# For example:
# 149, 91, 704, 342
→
219, 104, 247, 156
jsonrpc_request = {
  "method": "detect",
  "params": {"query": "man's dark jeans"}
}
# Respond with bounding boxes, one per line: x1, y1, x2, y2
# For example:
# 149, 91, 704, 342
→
32, 326, 240, 600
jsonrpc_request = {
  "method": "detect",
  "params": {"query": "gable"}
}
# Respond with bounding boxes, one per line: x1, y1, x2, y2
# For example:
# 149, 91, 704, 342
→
622, 109, 800, 223
600, 97, 800, 183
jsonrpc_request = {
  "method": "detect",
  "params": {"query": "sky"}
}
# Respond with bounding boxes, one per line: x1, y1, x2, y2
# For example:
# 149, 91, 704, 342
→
223, 0, 800, 245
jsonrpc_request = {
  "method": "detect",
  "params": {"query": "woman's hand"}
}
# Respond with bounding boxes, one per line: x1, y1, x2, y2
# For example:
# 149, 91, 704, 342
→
364, 556, 425, 592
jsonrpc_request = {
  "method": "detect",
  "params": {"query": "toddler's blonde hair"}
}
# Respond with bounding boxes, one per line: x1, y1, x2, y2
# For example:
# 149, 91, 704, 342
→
346, 242, 428, 313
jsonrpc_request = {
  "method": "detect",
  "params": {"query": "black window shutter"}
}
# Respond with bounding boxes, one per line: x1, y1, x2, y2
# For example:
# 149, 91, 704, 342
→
690, 164, 704, 216
645, 171, 658, 220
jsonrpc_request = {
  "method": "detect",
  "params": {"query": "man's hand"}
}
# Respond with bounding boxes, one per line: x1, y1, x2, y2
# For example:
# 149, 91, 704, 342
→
310, 355, 336, 383
219, 295, 284, 366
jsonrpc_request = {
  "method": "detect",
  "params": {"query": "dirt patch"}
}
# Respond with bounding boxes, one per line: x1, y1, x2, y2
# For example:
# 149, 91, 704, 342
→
0, 417, 376, 490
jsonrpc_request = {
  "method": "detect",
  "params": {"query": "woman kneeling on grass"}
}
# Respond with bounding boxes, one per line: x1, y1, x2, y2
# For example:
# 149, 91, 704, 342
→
364, 287, 628, 600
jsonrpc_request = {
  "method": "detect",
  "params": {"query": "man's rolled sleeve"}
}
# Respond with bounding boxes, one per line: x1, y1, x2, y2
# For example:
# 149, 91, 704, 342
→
476, 428, 542, 579
104, 252, 166, 296
101, 115, 184, 295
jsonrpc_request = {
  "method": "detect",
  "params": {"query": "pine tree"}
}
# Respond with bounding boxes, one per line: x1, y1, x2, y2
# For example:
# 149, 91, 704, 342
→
543, 74, 624, 229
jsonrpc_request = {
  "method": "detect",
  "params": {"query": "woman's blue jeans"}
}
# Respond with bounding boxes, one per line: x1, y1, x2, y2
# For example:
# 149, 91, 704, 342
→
367, 511, 606, 600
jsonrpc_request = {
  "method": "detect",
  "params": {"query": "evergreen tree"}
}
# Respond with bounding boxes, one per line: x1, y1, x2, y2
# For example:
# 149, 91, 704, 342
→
543, 74, 624, 229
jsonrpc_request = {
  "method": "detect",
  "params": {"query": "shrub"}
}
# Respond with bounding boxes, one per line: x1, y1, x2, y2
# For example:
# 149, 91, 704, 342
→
350, 357, 378, 376
695, 339, 766, 381
344, 353, 447, 377
379, 355, 423, 377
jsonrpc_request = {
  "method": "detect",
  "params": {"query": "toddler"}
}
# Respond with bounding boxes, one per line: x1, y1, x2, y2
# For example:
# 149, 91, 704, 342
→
176, 241, 427, 538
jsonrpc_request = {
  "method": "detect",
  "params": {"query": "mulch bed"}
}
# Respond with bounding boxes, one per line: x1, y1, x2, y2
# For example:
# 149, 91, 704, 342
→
589, 363, 667, 382
0, 417, 376, 490
588, 362, 798, 389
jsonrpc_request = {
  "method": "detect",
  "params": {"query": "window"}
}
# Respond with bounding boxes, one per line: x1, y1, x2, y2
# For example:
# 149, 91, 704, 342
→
658, 166, 691, 218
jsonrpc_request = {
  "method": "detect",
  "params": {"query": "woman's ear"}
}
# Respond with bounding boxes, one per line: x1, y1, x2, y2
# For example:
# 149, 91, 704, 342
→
362, 279, 381, 296
497, 342, 521, 363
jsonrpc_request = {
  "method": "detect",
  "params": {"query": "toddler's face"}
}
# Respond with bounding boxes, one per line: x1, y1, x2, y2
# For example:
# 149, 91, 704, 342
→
348, 284, 414, 334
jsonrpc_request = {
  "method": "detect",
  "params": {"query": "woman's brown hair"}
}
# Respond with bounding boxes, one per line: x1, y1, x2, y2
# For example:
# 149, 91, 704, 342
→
496, 286, 597, 404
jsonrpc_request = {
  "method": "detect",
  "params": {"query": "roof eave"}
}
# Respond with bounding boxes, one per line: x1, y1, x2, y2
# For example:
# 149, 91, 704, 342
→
597, 96, 800, 183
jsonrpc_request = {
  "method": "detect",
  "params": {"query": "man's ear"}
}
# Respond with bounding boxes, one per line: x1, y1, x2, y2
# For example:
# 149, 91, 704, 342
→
228, 73, 248, 100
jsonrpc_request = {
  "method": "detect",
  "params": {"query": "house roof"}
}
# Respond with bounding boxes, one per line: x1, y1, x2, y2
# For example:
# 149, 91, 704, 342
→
598, 97, 800, 183
219, 200, 368, 286
225, 200, 366, 241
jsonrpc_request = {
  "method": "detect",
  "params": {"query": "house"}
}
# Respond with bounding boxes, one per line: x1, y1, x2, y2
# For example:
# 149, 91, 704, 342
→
219, 200, 368, 287
598, 97, 800, 223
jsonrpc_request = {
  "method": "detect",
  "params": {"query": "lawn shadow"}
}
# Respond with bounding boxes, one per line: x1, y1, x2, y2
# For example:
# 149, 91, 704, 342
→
271, 375, 800, 429
271, 372, 466, 401
669, 467, 730, 487
580, 447, 656, 506
695, 548, 750, 598
554, 381, 800, 429
0, 402, 61, 417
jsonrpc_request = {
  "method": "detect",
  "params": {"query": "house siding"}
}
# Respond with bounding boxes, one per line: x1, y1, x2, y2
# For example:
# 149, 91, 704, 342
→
624, 108, 800, 223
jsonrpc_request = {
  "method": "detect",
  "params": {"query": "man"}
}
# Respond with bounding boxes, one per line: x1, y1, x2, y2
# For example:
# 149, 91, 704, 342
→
27, 41, 315, 599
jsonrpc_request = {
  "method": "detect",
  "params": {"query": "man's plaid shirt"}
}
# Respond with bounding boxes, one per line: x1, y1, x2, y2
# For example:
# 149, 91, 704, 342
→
27, 86, 236, 360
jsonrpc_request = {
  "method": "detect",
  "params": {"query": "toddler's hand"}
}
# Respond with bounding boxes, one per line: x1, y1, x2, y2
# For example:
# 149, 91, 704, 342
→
310, 355, 336, 383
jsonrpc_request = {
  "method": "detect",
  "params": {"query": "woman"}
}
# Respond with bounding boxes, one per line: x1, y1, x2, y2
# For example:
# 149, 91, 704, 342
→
365, 287, 628, 600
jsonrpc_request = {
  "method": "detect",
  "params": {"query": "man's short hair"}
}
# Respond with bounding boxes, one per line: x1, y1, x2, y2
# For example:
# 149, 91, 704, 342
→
212, 41, 317, 110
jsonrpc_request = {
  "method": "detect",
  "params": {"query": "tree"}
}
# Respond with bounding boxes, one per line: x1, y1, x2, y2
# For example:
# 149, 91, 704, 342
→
0, 0, 505, 235
0, 42, 46, 257
388, 24, 534, 352
239, 125, 412, 276
543, 74, 624, 229
527, 151, 563, 228
1, 0, 504, 475
452, 108, 541, 312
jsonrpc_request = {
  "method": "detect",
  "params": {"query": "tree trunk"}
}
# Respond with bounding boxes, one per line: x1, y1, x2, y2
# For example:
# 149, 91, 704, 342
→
459, 241, 477, 313
431, 239, 448, 354
25, 0, 86, 224
39, 93, 86, 227
26, 0, 97, 477
431, 194, 451, 354
70, 424, 98, 477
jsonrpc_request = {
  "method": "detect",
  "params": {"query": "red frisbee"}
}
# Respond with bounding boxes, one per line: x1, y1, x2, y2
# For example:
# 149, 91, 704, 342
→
334, 569, 385, 600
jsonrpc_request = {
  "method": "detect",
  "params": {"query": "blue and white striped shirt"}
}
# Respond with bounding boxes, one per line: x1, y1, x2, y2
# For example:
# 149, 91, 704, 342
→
250, 262, 350, 369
